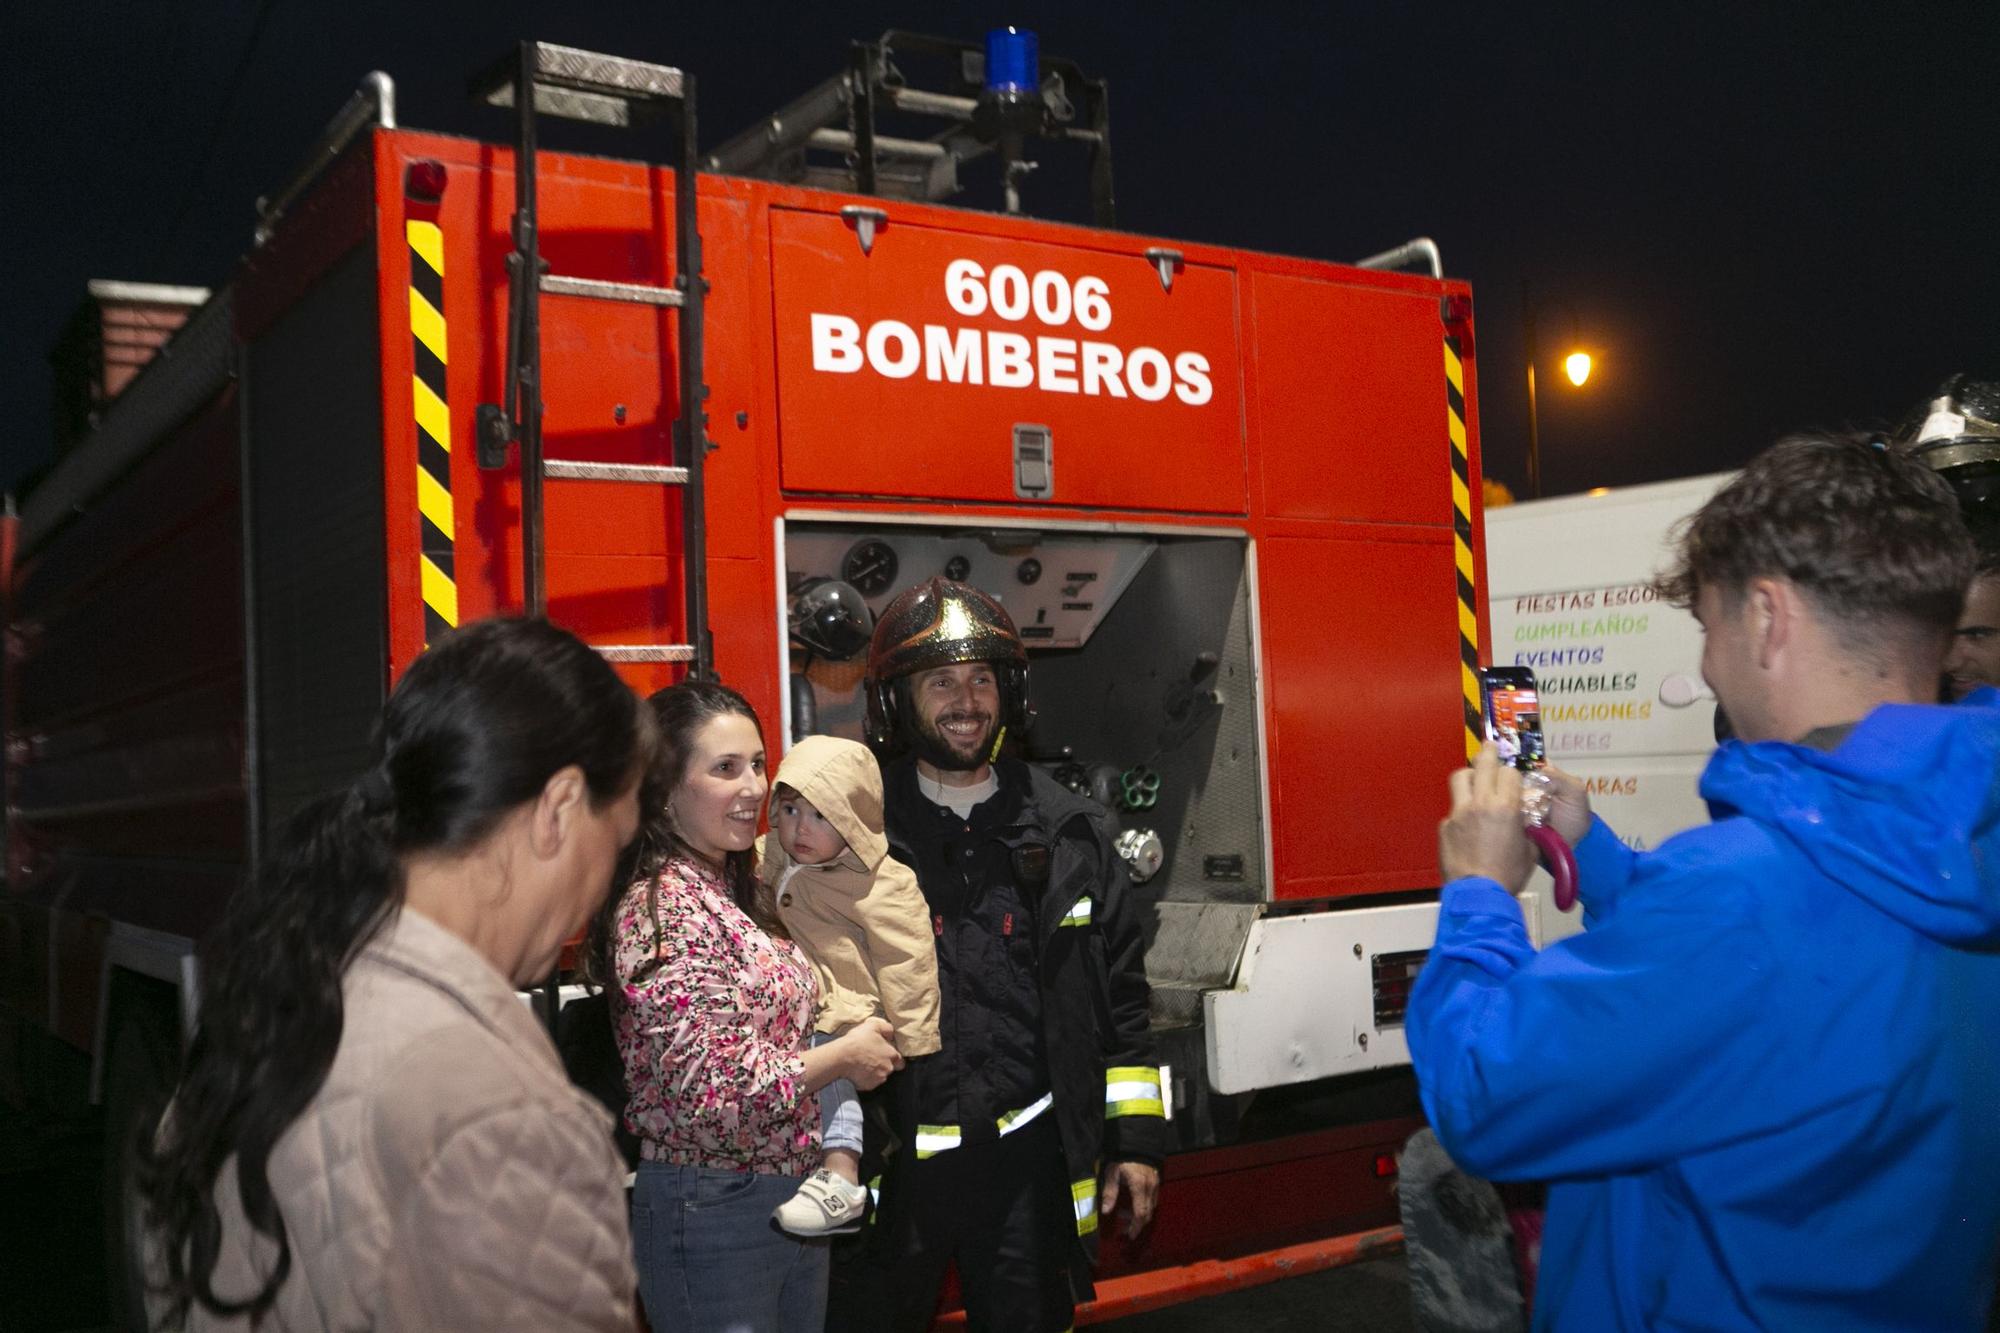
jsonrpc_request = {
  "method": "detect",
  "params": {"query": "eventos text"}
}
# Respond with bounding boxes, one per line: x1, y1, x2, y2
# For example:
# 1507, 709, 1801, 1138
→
809, 260, 1214, 404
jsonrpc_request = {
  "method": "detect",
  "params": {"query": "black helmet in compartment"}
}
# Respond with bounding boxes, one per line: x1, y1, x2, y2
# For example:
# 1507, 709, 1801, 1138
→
788, 578, 875, 661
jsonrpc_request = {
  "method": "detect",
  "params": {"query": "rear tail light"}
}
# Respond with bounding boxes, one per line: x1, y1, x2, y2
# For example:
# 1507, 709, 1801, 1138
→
404, 159, 448, 202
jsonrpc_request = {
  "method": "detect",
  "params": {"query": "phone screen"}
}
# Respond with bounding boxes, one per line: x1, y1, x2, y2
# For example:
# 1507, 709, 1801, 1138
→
1480, 669, 1546, 770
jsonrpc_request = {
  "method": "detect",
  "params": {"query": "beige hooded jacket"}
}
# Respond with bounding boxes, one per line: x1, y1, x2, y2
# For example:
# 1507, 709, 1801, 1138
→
151, 907, 636, 1332
759, 735, 942, 1057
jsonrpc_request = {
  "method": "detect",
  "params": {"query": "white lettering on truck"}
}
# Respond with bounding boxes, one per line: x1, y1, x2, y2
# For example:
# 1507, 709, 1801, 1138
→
809, 259, 1214, 405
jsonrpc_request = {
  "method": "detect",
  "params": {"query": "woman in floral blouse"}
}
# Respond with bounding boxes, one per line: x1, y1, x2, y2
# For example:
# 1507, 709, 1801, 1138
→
596, 679, 903, 1332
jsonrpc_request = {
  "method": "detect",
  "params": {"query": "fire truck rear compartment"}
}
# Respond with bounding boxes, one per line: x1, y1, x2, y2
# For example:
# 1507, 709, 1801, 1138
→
784, 521, 1269, 1146
785, 522, 1262, 904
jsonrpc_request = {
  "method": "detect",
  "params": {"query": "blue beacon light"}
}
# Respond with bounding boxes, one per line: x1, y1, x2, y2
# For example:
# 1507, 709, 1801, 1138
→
984, 26, 1039, 94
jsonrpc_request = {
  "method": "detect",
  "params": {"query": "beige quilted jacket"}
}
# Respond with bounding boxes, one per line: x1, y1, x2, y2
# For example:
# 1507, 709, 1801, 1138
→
153, 907, 636, 1331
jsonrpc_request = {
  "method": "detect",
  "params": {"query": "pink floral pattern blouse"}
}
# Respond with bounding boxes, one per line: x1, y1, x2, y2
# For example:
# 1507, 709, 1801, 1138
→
612, 855, 821, 1176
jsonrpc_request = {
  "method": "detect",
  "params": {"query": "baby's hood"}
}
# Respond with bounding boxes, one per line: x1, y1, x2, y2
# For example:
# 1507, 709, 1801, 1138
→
771, 734, 890, 874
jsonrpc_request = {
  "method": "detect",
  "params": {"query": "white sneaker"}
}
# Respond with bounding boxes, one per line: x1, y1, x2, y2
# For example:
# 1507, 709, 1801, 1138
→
773, 1168, 869, 1236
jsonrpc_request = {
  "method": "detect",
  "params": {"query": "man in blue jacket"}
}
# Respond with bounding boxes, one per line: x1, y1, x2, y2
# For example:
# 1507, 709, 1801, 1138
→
1408, 434, 2000, 1330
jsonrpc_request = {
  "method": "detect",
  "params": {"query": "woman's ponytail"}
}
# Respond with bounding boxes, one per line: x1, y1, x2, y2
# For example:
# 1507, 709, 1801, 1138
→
141, 781, 404, 1323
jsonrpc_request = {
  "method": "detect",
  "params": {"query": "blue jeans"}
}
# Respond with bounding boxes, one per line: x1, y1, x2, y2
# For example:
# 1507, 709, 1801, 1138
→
632, 1162, 829, 1332
814, 1031, 864, 1155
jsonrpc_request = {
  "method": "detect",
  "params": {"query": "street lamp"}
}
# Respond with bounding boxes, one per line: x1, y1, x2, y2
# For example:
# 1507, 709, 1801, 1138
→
1521, 282, 1595, 498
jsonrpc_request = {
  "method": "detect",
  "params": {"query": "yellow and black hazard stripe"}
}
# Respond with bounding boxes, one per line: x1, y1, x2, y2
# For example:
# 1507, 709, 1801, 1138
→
1445, 334, 1481, 760
408, 219, 458, 649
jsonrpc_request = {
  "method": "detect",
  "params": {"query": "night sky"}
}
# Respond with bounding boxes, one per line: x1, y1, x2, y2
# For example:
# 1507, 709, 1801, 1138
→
10, 0, 1998, 498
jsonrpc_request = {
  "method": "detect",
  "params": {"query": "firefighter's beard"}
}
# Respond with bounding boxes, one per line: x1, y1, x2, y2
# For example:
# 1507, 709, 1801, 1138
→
910, 704, 998, 773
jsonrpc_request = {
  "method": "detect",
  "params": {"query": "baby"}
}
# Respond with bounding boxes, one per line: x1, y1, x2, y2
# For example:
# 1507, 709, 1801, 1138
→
761, 735, 940, 1235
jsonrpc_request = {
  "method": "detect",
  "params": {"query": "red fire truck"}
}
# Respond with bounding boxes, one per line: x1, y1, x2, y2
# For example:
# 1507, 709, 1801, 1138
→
2, 35, 1491, 1322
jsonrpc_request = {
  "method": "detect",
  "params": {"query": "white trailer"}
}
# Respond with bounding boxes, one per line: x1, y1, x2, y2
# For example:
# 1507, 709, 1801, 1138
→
1483, 474, 1731, 941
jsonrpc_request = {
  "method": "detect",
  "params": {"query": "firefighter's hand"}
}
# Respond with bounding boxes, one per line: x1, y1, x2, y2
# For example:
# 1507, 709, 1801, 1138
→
1538, 763, 1593, 844
1100, 1160, 1160, 1240
1439, 745, 1537, 895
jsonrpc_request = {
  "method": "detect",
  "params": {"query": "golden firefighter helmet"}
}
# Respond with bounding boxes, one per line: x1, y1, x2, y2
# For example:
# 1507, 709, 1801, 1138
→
1896, 374, 2000, 525
864, 576, 1031, 749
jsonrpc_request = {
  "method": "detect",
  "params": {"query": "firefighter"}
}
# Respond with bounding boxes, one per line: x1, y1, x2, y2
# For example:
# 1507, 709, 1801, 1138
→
1944, 544, 2000, 700
1895, 373, 2000, 700
842, 576, 1166, 1332
1895, 371, 2000, 532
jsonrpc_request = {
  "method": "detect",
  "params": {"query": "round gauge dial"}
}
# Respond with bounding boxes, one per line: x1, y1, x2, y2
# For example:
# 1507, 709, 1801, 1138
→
840, 539, 900, 597
1016, 557, 1042, 586
944, 555, 972, 582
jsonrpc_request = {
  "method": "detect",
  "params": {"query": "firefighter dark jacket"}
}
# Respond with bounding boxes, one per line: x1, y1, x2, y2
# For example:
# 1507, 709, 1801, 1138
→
876, 756, 1168, 1291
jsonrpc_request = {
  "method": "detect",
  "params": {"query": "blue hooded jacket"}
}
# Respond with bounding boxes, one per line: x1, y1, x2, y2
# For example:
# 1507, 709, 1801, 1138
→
1407, 690, 2000, 1330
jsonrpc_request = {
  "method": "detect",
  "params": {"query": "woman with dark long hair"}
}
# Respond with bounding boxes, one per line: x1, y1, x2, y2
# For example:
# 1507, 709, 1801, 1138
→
140, 617, 652, 1330
590, 679, 901, 1331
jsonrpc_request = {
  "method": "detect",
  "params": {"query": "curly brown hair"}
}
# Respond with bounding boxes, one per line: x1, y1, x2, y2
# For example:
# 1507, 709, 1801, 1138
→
1657, 433, 1974, 643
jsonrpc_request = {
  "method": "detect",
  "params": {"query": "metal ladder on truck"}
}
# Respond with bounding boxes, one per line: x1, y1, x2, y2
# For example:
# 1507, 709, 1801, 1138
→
471, 41, 713, 677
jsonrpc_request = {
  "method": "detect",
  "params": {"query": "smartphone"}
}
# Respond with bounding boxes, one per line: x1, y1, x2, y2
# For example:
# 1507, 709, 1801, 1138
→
1478, 666, 1546, 771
